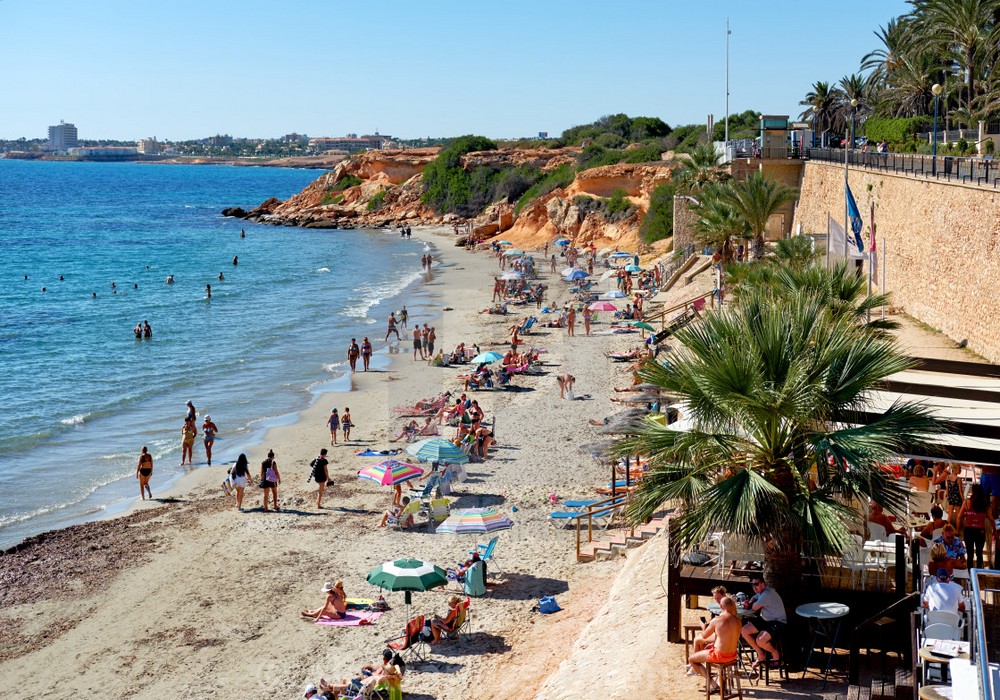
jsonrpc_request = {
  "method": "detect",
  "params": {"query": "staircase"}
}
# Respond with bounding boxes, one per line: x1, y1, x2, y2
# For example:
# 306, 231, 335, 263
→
577, 514, 672, 562
842, 668, 914, 700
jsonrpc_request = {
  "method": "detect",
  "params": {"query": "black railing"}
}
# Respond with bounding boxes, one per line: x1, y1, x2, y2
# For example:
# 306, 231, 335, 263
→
807, 147, 1000, 188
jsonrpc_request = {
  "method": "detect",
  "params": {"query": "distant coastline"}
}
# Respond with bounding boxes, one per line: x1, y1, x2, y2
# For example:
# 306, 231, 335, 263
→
1, 152, 345, 169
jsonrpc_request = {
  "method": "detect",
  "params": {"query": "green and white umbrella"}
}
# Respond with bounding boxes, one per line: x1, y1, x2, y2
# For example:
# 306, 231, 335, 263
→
367, 557, 448, 617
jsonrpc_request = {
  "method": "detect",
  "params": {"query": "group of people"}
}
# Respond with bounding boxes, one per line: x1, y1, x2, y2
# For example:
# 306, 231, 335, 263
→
132, 320, 153, 339
178, 401, 218, 467
346, 338, 373, 372
411, 324, 437, 361
326, 407, 354, 445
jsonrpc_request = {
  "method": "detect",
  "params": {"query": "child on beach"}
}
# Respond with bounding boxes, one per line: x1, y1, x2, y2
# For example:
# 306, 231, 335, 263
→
327, 408, 340, 445
342, 408, 353, 441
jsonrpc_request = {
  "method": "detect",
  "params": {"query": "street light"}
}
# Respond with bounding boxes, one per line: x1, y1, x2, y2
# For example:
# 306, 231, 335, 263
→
812, 105, 820, 147
932, 83, 942, 176
850, 98, 858, 152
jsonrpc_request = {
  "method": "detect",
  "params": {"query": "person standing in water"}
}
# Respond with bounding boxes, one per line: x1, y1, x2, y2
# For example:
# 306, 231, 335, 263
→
202, 415, 219, 465
180, 418, 197, 466
143, 321, 152, 338
136, 446, 153, 500
134, 322, 143, 339
385, 312, 400, 341
240, 228, 245, 238
399, 306, 408, 329
206, 283, 212, 299
232, 255, 238, 266
348, 338, 360, 372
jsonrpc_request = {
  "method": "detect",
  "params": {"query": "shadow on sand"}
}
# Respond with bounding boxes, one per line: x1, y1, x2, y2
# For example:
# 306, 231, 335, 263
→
485, 572, 570, 601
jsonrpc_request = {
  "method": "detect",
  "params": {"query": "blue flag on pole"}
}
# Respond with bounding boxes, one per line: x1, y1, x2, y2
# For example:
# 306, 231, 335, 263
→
846, 185, 864, 253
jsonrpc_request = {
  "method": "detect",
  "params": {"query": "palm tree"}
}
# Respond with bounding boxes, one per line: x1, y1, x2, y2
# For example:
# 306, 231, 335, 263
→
715, 174, 797, 260
799, 81, 842, 145
623, 290, 949, 596
837, 73, 870, 136
674, 143, 730, 194
691, 191, 748, 264
910, 0, 1000, 111
773, 235, 819, 271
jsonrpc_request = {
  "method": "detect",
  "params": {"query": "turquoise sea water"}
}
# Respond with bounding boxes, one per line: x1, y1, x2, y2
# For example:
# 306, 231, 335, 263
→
0, 160, 430, 549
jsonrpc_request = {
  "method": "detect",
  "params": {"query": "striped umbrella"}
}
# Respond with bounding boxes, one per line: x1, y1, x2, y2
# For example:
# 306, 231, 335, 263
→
406, 437, 470, 464
367, 557, 448, 618
609, 251, 632, 259
588, 301, 618, 312
357, 459, 424, 486
502, 249, 525, 257
436, 508, 514, 535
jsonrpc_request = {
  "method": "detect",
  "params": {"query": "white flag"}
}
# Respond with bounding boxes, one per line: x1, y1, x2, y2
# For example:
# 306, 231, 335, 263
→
828, 215, 866, 260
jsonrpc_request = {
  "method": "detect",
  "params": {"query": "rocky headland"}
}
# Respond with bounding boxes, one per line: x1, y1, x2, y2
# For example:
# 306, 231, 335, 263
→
228, 146, 680, 250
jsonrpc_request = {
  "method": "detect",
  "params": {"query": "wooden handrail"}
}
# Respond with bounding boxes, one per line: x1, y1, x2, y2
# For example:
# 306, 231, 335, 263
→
573, 493, 632, 560
644, 291, 713, 328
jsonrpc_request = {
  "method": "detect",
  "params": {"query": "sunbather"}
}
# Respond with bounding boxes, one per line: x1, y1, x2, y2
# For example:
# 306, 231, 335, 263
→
417, 416, 439, 436
431, 595, 464, 642
447, 552, 482, 581
300, 581, 347, 620
389, 420, 419, 442
393, 392, 451, 415
379, 497, 414, 528
319, 649, 404, 698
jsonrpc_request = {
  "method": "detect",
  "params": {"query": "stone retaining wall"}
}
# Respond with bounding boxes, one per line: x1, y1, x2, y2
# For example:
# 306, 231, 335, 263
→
792, 162, 1000, 362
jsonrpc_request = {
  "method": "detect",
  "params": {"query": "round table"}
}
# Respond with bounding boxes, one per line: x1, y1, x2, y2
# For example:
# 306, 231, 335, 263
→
918, 645, 970, 685
796, 602, 850, 689
706, 601, 757, 618
918, 684, 955, 700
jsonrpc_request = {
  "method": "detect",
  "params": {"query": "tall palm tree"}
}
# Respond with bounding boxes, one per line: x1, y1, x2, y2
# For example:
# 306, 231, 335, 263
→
861, 17, 915, 85
799, 81, 842, 144
837, 73, 870, 135
691, 191, 748, 264
715, 174, 798, 260
623, 290, 949, 596
674, 143, 730, 194
910, 0, 1000, 111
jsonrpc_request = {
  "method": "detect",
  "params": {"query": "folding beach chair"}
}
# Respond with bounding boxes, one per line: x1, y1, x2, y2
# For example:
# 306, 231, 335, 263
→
386, 615, 428, 662
387, 500, 421, 531
424, 497, 451, 531
408, 474, 440, 501
471, 536, 503, 578
443, 597, 472, 641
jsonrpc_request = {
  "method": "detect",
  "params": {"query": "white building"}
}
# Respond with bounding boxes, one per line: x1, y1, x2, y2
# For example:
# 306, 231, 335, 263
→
137, 138, 160, 155
48, 122, 79, 150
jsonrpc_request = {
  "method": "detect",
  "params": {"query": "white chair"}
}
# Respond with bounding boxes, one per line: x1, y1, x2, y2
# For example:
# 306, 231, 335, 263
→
925, 610, 962, 630
842, 538, 883, 590
868, 522, 888, 541
923, 622, 959, 641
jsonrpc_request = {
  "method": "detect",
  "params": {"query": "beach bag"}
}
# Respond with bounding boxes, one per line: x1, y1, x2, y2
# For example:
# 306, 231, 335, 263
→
538, 596, 562, 614
310, 458, 326, 483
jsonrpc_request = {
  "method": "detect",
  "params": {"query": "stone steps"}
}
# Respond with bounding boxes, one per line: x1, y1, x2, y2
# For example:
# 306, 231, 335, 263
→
577, 514, 670, 562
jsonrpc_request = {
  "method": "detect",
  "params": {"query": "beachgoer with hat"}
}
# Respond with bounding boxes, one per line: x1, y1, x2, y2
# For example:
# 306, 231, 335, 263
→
202, 415, 218, 465
300, 580, 347, 620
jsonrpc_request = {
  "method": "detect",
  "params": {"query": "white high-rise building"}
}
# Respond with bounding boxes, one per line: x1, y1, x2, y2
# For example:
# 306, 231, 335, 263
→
48, 122, 79, 150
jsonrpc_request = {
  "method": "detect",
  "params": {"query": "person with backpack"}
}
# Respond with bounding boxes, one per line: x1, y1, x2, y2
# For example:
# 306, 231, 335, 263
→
259, 450, 281, 512
311, 448, 330, 509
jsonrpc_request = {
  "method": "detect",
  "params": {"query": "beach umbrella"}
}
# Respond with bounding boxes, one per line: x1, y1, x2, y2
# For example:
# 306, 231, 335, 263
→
497, 240, 513, 245
470, 351, 504, 364
624, 264, 642, 273
626, 320, 655, 332
367, 557, 448, 619
596, 247, 613, 257
588, 301, 618, 312
609, 251, 632, 259
579, 439, 617, 460
599, 269, 618, 282
406, 437, 470, 464
498, 271, 523, 281
436, 508, 514, 535
555, 238, 571, 246
601, 290, 626, 299
563, 269, 589, 281
503, 249, 525, 257
357, 459, 424, 486
615, 391, 664, 404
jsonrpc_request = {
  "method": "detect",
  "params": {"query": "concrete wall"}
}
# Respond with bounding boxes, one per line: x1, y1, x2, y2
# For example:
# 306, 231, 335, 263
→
731, 158, 804, 239
792, 161, 1000, 362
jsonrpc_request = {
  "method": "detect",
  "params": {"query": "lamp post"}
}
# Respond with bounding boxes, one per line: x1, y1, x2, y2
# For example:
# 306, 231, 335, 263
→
931, 83, 942, 176
850, 98, 858, 152
812, 105, 819, 148
844, 99, 858, 260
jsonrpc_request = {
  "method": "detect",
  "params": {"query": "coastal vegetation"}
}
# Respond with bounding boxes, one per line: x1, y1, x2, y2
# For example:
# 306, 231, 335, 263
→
638, 181, 675, 244
512, 164, 576, 215
800, 0, 1000, 153
624, 263, 949, 597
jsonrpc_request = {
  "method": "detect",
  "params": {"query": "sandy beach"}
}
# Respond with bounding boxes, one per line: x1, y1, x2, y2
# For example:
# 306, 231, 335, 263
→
0, 227, 662, 699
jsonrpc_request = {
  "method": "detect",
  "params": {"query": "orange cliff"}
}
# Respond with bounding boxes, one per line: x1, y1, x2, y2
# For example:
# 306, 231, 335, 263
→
236, 148, 680, 249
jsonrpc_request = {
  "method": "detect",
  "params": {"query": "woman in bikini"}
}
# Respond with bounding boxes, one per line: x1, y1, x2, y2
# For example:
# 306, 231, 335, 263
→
327, 408, 340, 445
202, 415, 218, 465
301, 580, 347, 620
361, 338, 372, 371
180, 418, 196, 466
260, 450, 281, 511
136, 446, 153, 500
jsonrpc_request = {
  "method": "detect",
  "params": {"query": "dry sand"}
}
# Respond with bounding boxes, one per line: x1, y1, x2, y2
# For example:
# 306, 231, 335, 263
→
0, 228, 659, 699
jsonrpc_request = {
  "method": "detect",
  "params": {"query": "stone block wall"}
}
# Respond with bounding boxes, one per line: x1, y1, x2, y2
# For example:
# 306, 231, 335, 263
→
792, 161, 1000, 362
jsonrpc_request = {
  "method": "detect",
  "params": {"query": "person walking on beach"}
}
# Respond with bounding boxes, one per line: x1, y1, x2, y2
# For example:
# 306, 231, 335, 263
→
566, 306, 577, 337
550, 255, 557, 274
361, 337, 372, 371
348, 338, 360, 372
427, 326, 436, 358
180, 418, 197, 466
260, 450, 281, 511
342, 407, 353, 441
582, 306, 593, 336
311, 448, 330, 509
136, 446, 153, 500
399, 306, 408, 329
327, 408, 340, 445
412, 326, 423, 361
202, 415, 219, 465
385, 312, 400, 341
230, 453, 251, 510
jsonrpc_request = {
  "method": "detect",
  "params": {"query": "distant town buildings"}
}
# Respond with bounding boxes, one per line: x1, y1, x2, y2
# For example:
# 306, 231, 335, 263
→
48, 121, 78, 151
308, 132, 392, 153
137, 138, 160, 155
67, 146, 138, 159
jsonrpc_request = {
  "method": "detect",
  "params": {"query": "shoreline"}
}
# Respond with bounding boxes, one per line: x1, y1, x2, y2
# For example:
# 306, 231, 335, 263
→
0, 229, 643, 699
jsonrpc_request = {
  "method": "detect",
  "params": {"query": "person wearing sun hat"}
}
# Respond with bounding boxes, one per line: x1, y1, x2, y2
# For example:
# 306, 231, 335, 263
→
300, 581, 347, 621
923, 568, 965, 614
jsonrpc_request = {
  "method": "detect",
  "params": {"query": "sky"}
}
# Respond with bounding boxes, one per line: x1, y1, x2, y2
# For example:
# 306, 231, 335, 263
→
1, 0, 913, 142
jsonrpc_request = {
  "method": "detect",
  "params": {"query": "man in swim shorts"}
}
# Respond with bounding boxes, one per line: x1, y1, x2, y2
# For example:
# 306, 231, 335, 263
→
386, 312, 400, 341
688, 596, 741, 692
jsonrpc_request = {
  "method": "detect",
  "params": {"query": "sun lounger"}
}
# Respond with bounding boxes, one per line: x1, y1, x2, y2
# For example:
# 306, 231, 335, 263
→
562, 499, 599, 509
548, 506, 616, 530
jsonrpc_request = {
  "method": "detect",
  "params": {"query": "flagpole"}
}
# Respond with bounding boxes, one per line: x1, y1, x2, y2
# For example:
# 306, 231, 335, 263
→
826, 215, 831, 269
881, 238, 886, 322
867, 201, 874, 323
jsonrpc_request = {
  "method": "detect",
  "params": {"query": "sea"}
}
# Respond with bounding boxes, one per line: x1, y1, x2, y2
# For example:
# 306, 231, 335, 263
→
0, 159, 433, 550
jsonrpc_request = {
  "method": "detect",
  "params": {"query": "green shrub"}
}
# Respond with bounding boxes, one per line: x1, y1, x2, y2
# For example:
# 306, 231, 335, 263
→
593, 132, 626, 149
605, 189, 632, 217
986, 139, 996, 155
957, 138, 969, 153
572, 195, 603, 214
514, 163, 576, 214
863, 117, 931, 149
366, 190, 386, 212
420, 135, 499, 215
332, 174, 362, 192
492, 166, 540, 204
561, 114, 671, 146
639, 181, 675, 243
577, 145, 625, 170
622, 143, 664, 163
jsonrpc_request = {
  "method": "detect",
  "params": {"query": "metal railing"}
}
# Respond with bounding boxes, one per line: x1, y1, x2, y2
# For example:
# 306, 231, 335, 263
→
807, 147, 1000, 188
969, 568, 1000, 700
572, 493, 631, 560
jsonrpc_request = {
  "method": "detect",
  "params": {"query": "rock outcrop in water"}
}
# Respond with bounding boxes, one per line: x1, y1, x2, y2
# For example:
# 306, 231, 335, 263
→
233, 147, 679, 249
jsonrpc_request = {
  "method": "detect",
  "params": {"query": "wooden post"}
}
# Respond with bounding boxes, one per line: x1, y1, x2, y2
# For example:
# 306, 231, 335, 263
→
895, 535, 906, 596
667, 518, 682, 643
910, 539, 920, 594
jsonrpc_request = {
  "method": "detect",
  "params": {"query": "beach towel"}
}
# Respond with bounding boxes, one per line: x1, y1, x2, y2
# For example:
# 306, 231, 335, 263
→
356, 449, 402, 457
314, 611, 384, 627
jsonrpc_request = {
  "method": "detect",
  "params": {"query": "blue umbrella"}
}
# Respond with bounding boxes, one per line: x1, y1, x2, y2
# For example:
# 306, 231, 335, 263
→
563, 269, 589, 280
406, 438, 470, 464
555, 238, 571, 246
624, 264, 641, 273
471, 351, 504, 364
609, 251, 632, 259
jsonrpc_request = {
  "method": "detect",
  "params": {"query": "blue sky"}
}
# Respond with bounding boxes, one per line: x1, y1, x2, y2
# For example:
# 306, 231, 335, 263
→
2, 0, 912, 141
